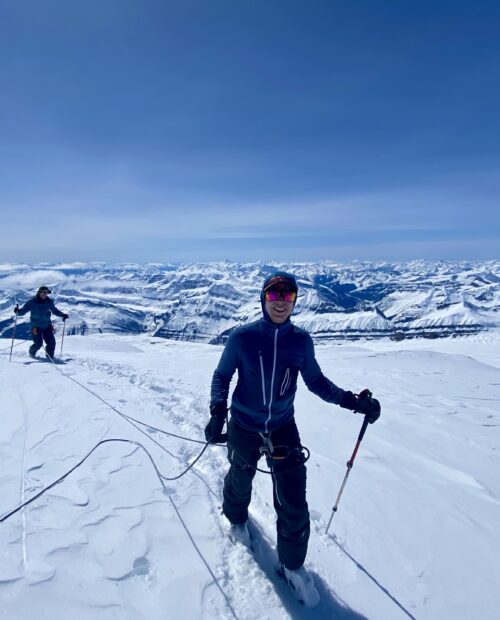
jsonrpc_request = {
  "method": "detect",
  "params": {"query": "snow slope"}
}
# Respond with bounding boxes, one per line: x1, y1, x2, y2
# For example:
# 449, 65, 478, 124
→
1, 333, 499, 619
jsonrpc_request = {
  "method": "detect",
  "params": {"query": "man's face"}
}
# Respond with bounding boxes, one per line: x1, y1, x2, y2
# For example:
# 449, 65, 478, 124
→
264, 287, 296, 324
39, 291, 48, 299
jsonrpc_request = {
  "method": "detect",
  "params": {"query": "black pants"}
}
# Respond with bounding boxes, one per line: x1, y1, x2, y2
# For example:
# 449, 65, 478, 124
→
30, 326, 56, 358
223, 417, 310, 570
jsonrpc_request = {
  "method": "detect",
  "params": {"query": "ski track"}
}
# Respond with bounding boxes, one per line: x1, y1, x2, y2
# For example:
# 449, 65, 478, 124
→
1, 334, 499, 619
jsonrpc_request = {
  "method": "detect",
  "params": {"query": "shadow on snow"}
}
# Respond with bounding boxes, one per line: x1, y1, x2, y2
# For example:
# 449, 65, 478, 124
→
248, 520, 369, 620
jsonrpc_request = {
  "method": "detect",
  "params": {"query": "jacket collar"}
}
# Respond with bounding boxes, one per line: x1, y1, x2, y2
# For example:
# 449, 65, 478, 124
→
260, 316, 294, 336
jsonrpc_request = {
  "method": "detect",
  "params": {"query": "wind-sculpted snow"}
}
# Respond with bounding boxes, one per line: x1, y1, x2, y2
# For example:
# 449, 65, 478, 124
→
0, 260, 499, 342
1, 333, 499, 618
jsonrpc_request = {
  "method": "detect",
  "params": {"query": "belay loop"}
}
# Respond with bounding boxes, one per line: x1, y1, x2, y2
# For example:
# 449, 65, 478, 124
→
225, 431, 311, 475
258, 432, 290, 461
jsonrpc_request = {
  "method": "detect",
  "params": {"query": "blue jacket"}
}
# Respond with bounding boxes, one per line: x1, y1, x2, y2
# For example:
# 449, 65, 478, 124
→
17, 296, 65, 328
210, 317, 347, 433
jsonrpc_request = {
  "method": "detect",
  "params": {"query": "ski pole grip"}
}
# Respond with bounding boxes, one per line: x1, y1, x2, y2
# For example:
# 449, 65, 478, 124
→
357, 416, 370, 442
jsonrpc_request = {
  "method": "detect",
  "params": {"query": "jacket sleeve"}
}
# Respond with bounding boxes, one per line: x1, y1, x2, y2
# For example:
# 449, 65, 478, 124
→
16, 300, 33, 316
49, 299, 64, 318
210, 331, 240, 409
300, 333, 346, 405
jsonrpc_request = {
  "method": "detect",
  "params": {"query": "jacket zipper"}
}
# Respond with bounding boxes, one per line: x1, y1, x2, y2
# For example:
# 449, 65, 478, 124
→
259, 352, 266, 406
264, 328, 278, 433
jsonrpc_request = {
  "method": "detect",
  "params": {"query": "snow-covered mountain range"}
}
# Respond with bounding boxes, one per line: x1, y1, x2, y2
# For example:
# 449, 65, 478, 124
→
1, 260, 499, 342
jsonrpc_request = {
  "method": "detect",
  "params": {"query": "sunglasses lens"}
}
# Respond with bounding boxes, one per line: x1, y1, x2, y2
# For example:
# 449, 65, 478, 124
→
265, 290, 296, 302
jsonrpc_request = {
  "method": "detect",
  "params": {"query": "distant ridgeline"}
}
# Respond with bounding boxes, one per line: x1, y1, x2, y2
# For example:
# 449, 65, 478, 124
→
1, 261, 499, 342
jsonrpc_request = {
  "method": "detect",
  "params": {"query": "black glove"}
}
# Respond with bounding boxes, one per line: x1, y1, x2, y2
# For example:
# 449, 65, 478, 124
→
204, 404, 228, 443
62, 313, 69, 321
354, 389, 381, 424
14, 305, 19, 314
339, 390, 358, 410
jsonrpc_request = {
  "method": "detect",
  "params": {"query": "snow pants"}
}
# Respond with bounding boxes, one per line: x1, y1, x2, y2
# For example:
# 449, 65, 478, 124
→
30, 325, 56, 358
223, 417, 310, 570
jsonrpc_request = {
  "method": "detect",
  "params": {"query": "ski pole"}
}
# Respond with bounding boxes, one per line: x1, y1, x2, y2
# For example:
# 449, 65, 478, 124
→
9, 310, 18, 362
325, 415, 370, 535
60, 319, 66, 357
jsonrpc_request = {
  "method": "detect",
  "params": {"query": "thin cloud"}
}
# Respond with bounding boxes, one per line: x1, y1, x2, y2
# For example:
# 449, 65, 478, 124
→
0, 270, 68, 290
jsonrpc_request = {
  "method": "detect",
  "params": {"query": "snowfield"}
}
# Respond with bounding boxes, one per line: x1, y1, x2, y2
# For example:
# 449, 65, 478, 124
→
1, 332, 499, 619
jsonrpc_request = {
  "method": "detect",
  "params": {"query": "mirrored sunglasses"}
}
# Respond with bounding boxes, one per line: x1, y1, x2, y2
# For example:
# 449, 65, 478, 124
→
264, 289, 297, 302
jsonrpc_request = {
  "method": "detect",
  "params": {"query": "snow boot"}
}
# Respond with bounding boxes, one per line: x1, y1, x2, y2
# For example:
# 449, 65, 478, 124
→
229, 522, 252, 550
277, 563, 320, 608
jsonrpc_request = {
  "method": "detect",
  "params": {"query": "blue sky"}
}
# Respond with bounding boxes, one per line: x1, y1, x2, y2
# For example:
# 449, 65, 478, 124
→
1, 0, 499, 263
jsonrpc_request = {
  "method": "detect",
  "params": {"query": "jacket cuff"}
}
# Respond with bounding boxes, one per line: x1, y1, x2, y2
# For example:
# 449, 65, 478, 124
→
339, 390, 358, 411
210, 403, 228, 418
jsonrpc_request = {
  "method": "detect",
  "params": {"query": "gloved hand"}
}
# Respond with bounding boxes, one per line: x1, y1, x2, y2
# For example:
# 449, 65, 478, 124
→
204, 404, 228, 443
14, 305, 19, 314
339, 390, 358, 410
354, 389, 381, 424
62, 313, 69, 321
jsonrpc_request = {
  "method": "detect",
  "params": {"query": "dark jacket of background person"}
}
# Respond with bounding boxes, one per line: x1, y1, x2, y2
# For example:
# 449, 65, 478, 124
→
16, 295, 65, 329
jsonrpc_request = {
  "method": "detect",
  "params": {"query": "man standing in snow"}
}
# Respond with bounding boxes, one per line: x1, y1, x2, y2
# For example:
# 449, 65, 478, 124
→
14, 286, 68, 360
206, 271, 380, 605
